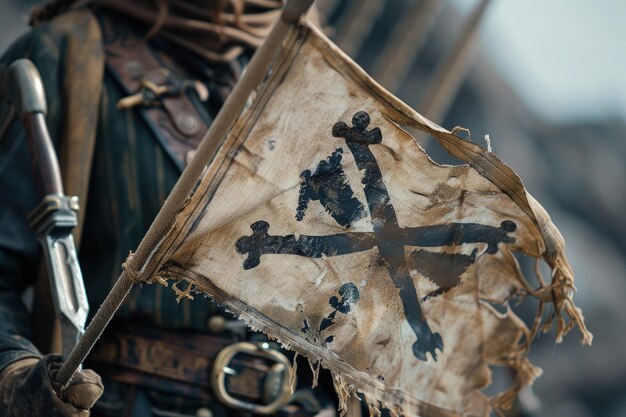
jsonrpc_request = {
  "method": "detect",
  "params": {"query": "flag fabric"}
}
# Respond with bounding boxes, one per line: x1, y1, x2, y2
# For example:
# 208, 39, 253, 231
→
137, 21, 591, 417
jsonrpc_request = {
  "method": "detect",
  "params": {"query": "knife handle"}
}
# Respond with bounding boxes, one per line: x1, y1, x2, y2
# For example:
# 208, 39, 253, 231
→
3, 59, 63, 196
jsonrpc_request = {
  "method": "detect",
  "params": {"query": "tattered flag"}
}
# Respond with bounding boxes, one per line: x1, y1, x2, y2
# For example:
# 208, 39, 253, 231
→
134, 21, 591, 417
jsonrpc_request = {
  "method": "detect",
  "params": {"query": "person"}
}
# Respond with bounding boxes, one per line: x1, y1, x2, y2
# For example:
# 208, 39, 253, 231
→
0, 1, 332, 416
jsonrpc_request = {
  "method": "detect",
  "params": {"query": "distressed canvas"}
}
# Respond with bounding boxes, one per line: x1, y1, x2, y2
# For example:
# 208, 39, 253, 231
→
140, 22, 592, 417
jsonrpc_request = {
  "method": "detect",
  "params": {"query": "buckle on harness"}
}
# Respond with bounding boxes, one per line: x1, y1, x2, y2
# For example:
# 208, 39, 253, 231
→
211, 341, 293, 414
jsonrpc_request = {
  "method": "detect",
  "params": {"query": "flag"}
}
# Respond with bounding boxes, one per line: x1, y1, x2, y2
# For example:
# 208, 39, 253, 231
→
137, 21, 591, 417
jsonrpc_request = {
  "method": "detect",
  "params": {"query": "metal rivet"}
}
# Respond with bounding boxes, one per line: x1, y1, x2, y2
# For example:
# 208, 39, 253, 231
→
207, 315, 225, 332
69, 196, 80, 211
186, 150, 196, 165
125, 60, 143, 78
222, 366, 238, 376
176, 112, 200, 136
193, 81, 209, 102
196, 407, 213, 417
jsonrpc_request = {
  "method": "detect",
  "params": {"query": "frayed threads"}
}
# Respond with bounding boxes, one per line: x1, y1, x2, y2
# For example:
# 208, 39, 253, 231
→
172, 280, 196, 302
151, 275, 169, 287
389, 404, 402, 417
308, 358, 321, 388
484, 134, 492, 152
364, 394, 382, 417
332, 373, 358, 417
121, 251, 143, 283
491, 353, 542, 413
551, 259, 593, 345
289, 352, 299, 395
121, 252, 169, 288
451, 126, 471, 141
333, 374, 351, 417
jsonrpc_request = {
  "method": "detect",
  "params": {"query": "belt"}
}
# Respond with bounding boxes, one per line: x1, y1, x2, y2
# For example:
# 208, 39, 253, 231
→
89, 324, 293, 414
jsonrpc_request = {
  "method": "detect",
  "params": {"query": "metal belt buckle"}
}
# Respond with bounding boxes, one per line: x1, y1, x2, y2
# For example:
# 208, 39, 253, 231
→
211, 341, 293, 414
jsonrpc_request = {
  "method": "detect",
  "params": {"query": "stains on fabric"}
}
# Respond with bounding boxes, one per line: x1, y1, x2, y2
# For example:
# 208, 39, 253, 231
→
330, 282, 360, 313
296, 148, 365, 228
319, 283, 361, 344
333, 111, 442, 361
409, 249, 477, 301
236, 111, 518, 362
301, 318, 310, 334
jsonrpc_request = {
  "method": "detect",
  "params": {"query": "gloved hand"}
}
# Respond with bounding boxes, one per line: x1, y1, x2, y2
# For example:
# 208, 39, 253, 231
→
0, 354, 103, 417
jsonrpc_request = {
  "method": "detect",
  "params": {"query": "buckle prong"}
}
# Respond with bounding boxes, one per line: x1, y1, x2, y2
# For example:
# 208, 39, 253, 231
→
222, 366, 238, 376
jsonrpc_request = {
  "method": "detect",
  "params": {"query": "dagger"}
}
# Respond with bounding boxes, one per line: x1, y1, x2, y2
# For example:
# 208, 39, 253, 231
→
1, 59, 89, 360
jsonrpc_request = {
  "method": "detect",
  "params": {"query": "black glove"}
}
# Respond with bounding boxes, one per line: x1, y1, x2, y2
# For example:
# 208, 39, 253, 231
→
0, 354, 103, 417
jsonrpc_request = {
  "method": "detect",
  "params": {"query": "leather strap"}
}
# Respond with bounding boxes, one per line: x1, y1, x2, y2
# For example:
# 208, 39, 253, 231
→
101, 16, 209, 170
89, 325, 280, 402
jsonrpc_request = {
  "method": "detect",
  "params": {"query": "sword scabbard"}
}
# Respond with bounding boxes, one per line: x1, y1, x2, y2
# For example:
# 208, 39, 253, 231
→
4, 59, 89, 361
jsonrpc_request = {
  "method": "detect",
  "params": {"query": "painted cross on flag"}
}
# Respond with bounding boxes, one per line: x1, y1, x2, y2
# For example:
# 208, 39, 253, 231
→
129, 18, 591, 417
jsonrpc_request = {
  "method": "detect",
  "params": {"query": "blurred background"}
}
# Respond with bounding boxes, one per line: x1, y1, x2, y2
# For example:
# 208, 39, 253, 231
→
1, 0, 623, 416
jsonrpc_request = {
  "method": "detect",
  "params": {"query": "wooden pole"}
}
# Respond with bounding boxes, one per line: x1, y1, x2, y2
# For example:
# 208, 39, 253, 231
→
419, 0, 494, 123
372, 0, 442, 92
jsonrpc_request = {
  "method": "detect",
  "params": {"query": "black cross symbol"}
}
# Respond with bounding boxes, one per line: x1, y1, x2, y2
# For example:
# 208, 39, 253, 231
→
236, 111, 516, 361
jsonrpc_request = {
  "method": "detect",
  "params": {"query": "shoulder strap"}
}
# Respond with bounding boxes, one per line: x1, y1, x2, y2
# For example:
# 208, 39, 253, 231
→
32, 7, 104, 354
101, 17, 209, 171
49, 8, 105, 245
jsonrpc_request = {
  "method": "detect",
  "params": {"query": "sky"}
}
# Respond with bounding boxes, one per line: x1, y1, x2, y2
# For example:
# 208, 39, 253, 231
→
452, 0, 626, 122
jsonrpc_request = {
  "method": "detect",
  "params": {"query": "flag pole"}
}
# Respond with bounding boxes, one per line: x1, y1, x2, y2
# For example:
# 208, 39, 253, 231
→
334, 0, 385, 58
418, 0, 494, 123
372, 0, 442, 92
56, 0, 315, 387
